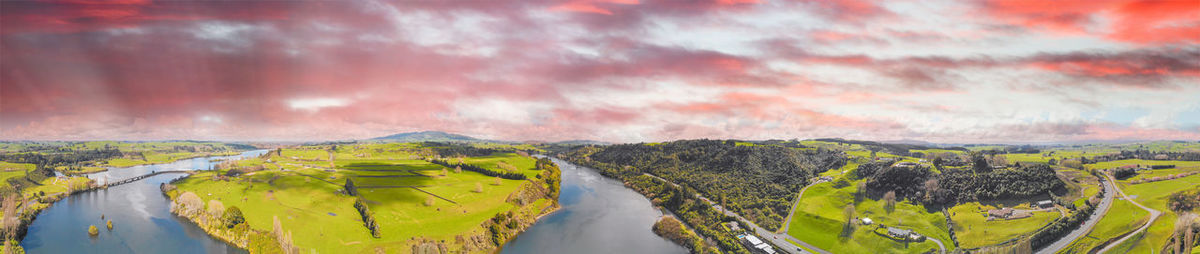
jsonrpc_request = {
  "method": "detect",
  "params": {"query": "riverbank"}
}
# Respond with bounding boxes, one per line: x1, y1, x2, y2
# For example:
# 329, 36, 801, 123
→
99, 151, 242, 170
162, 178, 284, 253
158, 144, 560, 253
18, 150, 269, 253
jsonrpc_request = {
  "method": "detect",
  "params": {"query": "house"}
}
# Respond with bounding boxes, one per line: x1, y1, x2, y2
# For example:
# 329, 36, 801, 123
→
1036, 200, 1054, 208
728, 221, 741, 231
887, 227, 912, 238
894, 162, 918, 168
861, 217, 873, 225
988, 208, 1014, 219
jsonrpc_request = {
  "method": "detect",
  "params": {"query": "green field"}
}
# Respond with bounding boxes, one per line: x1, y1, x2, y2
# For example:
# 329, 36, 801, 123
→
1059, 199, 1149, 253
786, 180, 950, 253
948, 202, 1060, 249
169, 143, 556, 253
1108, 172, 1200, 253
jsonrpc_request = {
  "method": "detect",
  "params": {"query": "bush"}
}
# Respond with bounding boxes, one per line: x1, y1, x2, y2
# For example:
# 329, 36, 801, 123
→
88, 225, 99, 236
223, 206, 246, 228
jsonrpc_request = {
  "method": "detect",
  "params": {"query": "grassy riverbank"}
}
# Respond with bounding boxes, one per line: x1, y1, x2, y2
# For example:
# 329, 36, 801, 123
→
165, 143, 560, 253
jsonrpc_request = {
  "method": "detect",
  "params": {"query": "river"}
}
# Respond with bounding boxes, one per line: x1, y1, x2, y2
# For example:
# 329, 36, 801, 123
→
21, 150, 269, 254
500, 157, 688, 254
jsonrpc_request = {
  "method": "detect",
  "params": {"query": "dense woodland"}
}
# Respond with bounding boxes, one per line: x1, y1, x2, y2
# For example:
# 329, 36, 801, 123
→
564, 139, 846, 232
855, 161, 1065, 205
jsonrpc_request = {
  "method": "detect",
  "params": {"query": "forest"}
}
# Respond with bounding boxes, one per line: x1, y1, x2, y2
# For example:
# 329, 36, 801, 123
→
565, 139, 846, 232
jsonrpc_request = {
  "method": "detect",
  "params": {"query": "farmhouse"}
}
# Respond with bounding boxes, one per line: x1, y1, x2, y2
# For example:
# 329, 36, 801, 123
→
887, 227, 912, 239
861, 217, 873, 225
988, 208, 1014, 218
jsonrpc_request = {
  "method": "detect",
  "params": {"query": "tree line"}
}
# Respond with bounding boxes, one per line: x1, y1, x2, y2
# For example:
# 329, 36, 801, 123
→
428, 159, 526, 180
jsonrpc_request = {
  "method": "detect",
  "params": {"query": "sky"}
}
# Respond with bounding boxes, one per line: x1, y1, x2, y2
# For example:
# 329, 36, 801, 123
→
1, 0, 1199, 143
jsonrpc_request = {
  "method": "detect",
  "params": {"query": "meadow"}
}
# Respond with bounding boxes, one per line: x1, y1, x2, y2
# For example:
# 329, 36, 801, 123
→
1107, 172, 1200, 253
948, 202, 1060, 249
786, 178, 950, 253
169, 143, 556, 253
1059, 199, 1149, 253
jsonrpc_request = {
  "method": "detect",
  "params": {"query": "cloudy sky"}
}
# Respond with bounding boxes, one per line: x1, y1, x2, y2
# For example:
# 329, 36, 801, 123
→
2, 0, 1198, 143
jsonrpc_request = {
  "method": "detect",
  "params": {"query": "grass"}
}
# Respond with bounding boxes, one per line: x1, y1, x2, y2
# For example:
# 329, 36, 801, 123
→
171, 143, 553, 253
786, 179, 950, 253
105, 151, 239, 167
948, 202, 1060, 249
1109, 171, 1200, 253
1058, 199, 1149, 254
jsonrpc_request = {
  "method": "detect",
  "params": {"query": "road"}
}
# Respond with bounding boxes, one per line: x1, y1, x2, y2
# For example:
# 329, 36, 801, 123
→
779, 179, 822, 233
1036, 174, 1116, 254
1097, 173, 1161, 254
642, 173, 828, 254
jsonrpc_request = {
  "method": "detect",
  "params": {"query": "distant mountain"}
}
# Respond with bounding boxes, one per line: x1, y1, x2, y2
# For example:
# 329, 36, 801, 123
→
547, 140, 611, 146
370, 131, 485, 143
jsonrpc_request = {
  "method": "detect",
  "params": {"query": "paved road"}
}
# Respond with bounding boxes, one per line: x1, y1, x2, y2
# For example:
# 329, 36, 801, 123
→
1036, 175, 1116, 254
779, 180, 822, 234
641, 173, 827, 254
1097, 173, 1161, 254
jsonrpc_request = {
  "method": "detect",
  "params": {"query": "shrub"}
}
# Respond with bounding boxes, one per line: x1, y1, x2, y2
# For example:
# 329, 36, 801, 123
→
223, 206, 246, 228
88, 225, 99, 236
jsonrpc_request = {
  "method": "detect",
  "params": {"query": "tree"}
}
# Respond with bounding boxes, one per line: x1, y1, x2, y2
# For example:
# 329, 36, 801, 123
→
106, 220, 113, 230
345, 178, 357, 196
883, 191, 897, 213
1172, 213, 1198, 254
223, 206, 246, 228
971, 152, 991, 172
2, 194, 17, 241
207, 200, 225, 218
424, 197, 435, 206
454, 165, 462, 173
844, 204, 856, 224
855, 181, 867, 203
176, 192, 203, 216
88, 225, 99, 236
474, 182, 483, 193
273, 216, 298, 254
492, 176, 502, 186
923, 179, 940, 204
990, 155, 1008, 168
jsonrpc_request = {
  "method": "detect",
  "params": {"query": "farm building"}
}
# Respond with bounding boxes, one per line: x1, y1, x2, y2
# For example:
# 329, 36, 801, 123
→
861, 217, 873, 225
1036, 200, 1054, 208
738, 235, 777, 254
988, 208, 1014, 218
887, 227, 912, 238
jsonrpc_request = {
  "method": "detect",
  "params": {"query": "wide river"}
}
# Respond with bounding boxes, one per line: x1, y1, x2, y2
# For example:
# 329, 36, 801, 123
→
20, 151, 682, 253
501, 157, 688, 254
21, 150, 268, 254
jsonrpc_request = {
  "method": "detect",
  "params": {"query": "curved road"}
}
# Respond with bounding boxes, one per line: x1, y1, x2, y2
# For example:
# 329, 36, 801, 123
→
1097, 173, 1161, 254
1036, 175, 1116, 254
641, 173, 825, 254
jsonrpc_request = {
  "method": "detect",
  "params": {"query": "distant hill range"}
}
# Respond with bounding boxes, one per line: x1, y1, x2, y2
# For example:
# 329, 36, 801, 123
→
370, 131, 492, 143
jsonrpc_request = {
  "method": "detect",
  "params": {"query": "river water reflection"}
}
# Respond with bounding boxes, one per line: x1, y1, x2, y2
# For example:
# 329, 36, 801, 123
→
21, 150, 267, 254
501, 157, 688, 254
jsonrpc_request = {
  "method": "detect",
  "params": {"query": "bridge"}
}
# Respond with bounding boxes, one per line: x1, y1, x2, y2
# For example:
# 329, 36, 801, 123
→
99, 170, 196, 188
